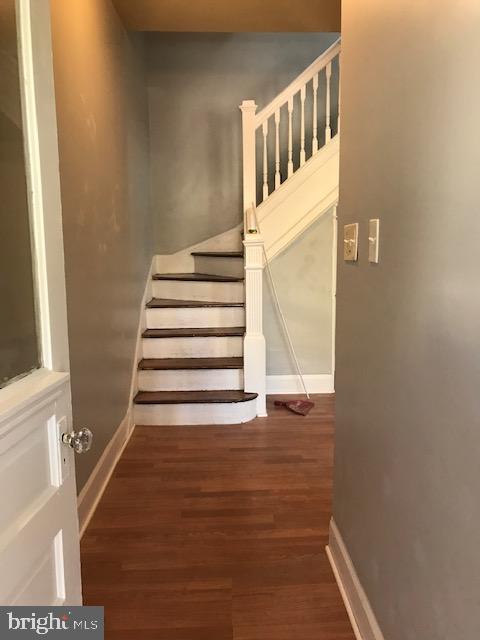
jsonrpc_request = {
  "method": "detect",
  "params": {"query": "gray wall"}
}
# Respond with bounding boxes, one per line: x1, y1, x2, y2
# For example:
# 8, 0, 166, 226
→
265, 212, 333, 375
51, 0, 153, 492
333, 1, 480, 639
146, 33, 339, 254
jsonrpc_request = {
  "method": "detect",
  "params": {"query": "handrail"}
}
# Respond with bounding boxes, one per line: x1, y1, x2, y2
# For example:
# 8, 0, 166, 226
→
254, 38, 341, 127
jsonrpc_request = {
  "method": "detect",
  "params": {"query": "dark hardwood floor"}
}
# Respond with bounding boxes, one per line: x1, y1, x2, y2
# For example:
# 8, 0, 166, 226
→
81, 394, 355, 640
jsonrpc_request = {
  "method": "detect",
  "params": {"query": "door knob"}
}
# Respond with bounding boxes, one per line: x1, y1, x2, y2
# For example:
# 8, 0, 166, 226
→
62, 428, 93, 454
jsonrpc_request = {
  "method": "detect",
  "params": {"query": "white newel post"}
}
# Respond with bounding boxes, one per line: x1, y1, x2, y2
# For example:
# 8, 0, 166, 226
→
240, 100, 267, 417
243, 231, 267, 417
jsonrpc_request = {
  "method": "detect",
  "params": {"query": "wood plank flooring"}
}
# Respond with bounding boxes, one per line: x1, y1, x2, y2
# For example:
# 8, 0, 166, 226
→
81, 394, 355, 640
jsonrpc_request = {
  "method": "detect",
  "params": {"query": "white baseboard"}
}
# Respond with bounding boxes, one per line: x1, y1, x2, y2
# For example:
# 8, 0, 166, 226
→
266, 373, 334, 394
326, 518, 385, 640
77, 409, 134, 537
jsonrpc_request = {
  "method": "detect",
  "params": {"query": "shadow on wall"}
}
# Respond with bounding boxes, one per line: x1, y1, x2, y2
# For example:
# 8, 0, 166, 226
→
146, 32, 339, 254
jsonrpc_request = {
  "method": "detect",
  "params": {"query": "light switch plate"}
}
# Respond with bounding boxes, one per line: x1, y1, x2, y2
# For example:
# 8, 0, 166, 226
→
343, 223, 358, 261
368, 219, 380, 263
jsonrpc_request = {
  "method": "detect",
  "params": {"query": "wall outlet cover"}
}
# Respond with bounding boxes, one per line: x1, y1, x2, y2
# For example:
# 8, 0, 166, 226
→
343, 223, 358, 261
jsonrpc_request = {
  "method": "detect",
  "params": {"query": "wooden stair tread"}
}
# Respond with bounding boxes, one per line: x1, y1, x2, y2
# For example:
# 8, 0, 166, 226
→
153, 272, 244, 282
191, 251, 244, 258
147, 298, 244, 309
139, 357, 243, 370
142, 327, 245, 339
134, 390, 257, 405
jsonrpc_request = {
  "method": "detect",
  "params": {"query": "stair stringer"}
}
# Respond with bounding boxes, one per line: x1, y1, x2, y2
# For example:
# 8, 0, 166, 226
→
257, 136, 339, 261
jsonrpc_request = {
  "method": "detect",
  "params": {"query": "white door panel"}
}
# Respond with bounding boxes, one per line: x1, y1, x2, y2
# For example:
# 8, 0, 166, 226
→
0, 0, 84, 605
0, 372, 82, 605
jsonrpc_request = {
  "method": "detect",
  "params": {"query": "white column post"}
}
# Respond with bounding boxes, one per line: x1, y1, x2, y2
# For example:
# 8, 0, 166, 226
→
240, 100, 258, 230
243, 231, 267, 417
240, 100, 266, 417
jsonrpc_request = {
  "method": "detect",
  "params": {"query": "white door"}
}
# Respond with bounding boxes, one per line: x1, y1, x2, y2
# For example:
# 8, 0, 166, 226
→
0, 0, 87, 605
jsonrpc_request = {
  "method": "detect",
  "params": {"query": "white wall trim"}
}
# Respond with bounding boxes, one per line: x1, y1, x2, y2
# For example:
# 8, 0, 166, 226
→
77, 409, 134, 538
326, 519, 385, 640
266, 374, 334, 394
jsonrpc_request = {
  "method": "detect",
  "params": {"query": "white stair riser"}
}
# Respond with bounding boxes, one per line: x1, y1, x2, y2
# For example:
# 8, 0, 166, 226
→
142, 336, 243, 359
152, 280, 244, 303
138, 368, 244, 391
134, 398, 257, 426
146, 306, 244, 329
193, 256, 244, 278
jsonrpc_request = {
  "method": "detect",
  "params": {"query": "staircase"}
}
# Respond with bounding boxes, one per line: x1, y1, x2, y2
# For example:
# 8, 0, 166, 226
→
133, 38, 340, 426
133, 253, 258, 425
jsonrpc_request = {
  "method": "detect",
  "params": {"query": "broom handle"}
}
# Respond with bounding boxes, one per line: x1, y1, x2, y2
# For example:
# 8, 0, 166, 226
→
249, 204, 310, 400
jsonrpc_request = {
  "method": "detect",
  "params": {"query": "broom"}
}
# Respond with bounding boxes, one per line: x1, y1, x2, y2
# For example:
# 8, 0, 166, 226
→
248, 205, 314, 416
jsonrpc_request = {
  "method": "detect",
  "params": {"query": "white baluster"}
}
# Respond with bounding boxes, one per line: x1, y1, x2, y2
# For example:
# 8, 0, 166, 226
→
287, 97, 293, 177
239, 100, 258, 231
262, 120, 268, 201
300, 85, 306, 166
325, 61, 332, 143
274, 109, 281, 190
312, 73, 319, 154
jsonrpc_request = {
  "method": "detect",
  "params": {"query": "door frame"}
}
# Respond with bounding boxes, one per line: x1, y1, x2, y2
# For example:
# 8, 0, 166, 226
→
0, 0, 71, 407
16, 0, 70, 376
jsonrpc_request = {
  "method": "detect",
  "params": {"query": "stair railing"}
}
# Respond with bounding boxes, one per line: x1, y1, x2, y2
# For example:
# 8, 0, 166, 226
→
240, 37, 340, 214
240, 39, 341, 416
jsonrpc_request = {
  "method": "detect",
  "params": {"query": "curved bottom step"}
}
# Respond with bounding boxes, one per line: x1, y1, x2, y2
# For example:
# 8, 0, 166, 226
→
134, 390, 258, 426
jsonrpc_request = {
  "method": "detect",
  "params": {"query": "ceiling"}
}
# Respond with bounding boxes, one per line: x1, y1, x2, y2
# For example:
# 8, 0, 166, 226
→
111, 0, 341, 32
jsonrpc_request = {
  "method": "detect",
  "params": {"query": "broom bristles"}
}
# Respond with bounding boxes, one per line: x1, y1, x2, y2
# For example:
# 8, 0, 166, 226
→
274, 399, 315, 416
